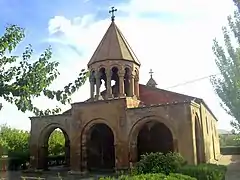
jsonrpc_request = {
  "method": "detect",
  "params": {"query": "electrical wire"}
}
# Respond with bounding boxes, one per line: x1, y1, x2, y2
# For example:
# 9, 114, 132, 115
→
165, 73, 220, 89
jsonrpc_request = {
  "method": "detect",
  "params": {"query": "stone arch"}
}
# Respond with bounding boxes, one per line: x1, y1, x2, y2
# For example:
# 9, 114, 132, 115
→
124, 65, 133, 72
110, 64, 121, 70
38, 123, 70, 170
134, 67, 139, 74
128, 116, 177, 163
97, 65, 108, 72
81, 118, 116, 145
81, 119, 116, 171
38, 123, 69, 146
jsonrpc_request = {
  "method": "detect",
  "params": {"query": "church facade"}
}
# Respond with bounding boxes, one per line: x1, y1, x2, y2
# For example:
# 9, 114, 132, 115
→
29, 14, 221, 172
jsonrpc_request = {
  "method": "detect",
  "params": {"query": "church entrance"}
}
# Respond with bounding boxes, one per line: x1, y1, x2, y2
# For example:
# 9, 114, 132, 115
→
86, 123, 115, 171
137, 121, 173, 161
39, 127, 70, 170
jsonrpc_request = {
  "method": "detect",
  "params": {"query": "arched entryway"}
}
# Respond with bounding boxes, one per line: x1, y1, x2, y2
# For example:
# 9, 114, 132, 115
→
129, 118, 176, 164
137, 121, 174, 160
38, 126, 70, 170
86, 123, 115, 171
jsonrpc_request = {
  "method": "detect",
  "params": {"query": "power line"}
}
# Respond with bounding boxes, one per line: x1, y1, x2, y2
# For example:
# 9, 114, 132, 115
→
165, 73, 220, 89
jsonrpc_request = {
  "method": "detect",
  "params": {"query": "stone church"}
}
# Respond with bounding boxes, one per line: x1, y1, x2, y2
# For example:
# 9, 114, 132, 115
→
29, 9, 221, 172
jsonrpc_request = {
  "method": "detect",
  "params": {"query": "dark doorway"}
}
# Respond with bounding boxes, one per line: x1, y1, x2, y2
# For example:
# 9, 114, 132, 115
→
195, 117, 201, 164
137, 121, 173, 161
87, 123, 115, 171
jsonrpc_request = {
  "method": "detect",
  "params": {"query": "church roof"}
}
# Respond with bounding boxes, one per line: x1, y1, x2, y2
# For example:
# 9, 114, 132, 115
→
87, 21, 140, 67
71, 83, 217, 121
138, 84, 218, 121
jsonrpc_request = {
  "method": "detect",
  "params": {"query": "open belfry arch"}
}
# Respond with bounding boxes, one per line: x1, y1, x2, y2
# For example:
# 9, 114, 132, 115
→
29, 6, 221, 173
88, 8, 140, 101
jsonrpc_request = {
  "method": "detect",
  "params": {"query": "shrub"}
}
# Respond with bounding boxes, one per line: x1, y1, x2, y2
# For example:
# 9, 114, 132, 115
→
220, 146, 240, 155
132, 152, 185, 175
169, 173, 198, 180
48, 155, 65, 167
100, 173, 196, 180
178, 164, 227, 180
7, 151, 30, 170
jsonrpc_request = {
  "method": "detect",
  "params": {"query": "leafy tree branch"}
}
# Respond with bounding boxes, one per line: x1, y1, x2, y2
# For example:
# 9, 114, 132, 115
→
211, 3, 240, 131
0, 25, 89, 116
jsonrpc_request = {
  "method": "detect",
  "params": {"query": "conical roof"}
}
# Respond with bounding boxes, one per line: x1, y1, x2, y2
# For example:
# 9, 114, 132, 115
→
87, 21, 140, 67
146, 69, 157, 88
146, 77, 158, 88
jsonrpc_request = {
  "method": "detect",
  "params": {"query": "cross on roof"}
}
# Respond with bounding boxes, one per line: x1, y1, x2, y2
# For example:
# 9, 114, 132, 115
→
109, 6, 117, 22
149, 69, 154, 78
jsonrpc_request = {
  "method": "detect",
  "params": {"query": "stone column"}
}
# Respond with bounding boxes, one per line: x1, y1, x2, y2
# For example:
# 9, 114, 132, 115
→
106, 69, 113, 99
129, 142, 138, 165
118, 71, 125, 97
134, 76, 139, 99
95, 72, 101, 99
29, 144, 38, 169
129, 74, 135, 97
173, 139, 178, 152
81, 142, 88, 172
115, 142, 129, 171
37, 145, 48, 170
70, 141, 81, 172
65, 140, 70, 167
89, 78, 95, 100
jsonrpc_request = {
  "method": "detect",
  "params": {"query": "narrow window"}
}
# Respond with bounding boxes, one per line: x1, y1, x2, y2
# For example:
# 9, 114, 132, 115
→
206, 117, 209, 134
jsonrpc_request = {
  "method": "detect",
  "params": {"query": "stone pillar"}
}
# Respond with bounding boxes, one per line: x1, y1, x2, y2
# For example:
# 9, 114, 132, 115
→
106, 69, 113, 99
29, 144, 38, 169
129, 142, 138, 165
65, 140, 70, 167
173, 139, 178, 152
95, 72, 101, 99
118, 71, 125, 97
89, 79, 95, 99
70, 141, 81, 171
115, 142, 129, 171
81, 142, 88, 172
37, 145, 48, 170
129, 74, 135, 97
134, 76, 139, 99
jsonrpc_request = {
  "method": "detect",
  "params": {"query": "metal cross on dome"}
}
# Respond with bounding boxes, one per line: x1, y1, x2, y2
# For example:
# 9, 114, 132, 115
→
149, 69, 154, 78
109, 6, 117, 22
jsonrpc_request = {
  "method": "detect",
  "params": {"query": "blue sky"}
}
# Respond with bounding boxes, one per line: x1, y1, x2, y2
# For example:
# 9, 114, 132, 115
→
0, 0, 128, 54
0, 0, 237, 131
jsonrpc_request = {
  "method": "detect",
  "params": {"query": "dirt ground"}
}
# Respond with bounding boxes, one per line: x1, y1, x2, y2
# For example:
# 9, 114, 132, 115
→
1, 155, 240, 179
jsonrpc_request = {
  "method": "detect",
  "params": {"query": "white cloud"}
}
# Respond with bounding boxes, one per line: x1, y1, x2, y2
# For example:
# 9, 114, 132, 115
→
0, 0, 236, 131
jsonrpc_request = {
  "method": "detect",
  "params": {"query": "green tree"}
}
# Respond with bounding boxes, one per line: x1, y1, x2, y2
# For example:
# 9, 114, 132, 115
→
211, 3, 240, 131
219, 134, 240, 146
48, 129, 65, 156
0, 124, 29, 155
0, 25, 88, 116
0, 125, 66, 156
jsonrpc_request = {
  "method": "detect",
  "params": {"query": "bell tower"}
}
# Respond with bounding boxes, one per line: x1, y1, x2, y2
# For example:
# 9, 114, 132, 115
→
88, 7, 141, 101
